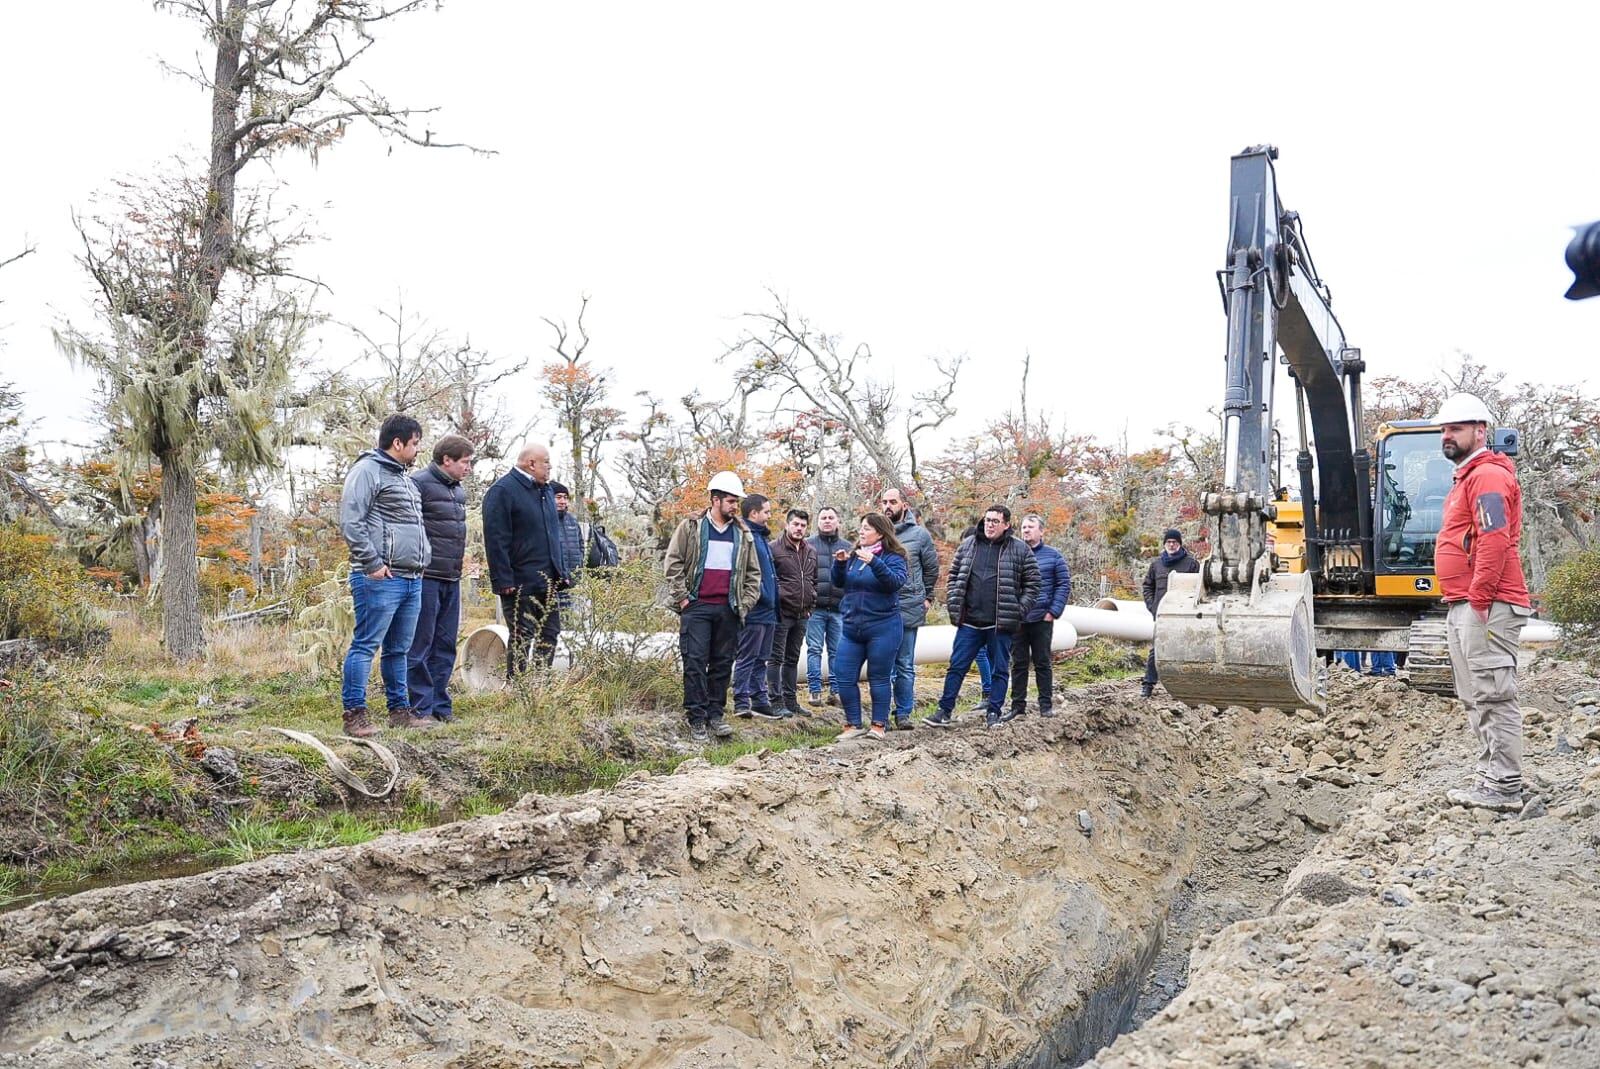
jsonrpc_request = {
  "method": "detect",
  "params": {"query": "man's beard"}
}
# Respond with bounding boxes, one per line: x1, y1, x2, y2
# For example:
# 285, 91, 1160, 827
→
1442, 439, 1464, 460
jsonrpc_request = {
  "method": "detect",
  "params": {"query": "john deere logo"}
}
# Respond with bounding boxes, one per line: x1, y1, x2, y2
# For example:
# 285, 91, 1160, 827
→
1414, 577, 1433, 592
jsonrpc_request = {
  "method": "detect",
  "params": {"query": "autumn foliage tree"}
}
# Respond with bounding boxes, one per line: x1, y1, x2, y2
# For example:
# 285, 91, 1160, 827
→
541, 298, 621, 520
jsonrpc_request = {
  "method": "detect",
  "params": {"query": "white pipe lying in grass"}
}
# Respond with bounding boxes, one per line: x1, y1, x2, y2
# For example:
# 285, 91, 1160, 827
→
459, 619, 1084, 692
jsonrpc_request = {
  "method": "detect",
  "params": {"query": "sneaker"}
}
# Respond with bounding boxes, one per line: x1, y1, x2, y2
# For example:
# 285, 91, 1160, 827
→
868, 724, 887, 740
836, 725, 867, 741
710, 719, 735, 739
1139, 684, 1154, 699
826, 692, 841, 707
923, 710, 955, 729
688, 723, 710, 742
985, 710, 1002, 729
733, 705, 753, 719
784, 697, 809, 718
1446, 786, 1522, 812
342, 706, 378, 738
893, 717, 915, 731
387, 707, 436, 729
752, 707, 785, 721
808, 693, 826, 707
432, 710, 456, 724
1002, 706, 1025, 723
1039, 706, 1055, 719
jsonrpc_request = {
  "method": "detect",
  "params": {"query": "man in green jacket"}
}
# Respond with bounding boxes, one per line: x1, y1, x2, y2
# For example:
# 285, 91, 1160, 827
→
663, 471, 764, 741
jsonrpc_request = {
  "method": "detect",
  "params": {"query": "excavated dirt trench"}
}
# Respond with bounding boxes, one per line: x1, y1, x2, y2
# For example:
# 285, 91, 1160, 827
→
4, 664, 1593, 1067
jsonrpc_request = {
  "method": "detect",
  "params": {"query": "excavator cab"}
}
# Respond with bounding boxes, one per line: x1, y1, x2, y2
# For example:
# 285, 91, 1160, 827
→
1373, 424, 1450, 595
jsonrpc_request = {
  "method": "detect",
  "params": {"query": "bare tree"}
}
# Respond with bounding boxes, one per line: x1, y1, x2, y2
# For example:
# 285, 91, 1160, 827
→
541, 297, 621, 518
728, 291, 963, 492
616, 392, 691, 541
54, 1, 478, 661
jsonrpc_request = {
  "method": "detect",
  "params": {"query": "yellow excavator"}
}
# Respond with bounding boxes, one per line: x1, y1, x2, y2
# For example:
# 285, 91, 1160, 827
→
1154, 146, 1519, 712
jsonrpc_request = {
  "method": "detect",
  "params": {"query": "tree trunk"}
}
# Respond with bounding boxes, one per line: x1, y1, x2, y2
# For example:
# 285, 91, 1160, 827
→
568, 418, 586, 520
131, 515, 154, 589
160, 458, 205, 661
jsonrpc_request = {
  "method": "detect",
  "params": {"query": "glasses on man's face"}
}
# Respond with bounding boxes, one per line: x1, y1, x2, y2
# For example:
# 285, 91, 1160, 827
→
983, 517, 1004, 525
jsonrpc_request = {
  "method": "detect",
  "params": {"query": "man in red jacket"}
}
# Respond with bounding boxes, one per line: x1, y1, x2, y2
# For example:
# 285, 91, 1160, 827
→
1433, 393, 1535, 813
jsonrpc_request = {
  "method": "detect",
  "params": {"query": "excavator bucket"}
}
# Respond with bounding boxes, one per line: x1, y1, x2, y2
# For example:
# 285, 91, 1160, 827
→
1154, 570, 1323, 712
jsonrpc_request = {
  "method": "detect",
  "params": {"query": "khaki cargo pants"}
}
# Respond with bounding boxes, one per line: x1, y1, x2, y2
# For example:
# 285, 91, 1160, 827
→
1445, 599, 1532, 795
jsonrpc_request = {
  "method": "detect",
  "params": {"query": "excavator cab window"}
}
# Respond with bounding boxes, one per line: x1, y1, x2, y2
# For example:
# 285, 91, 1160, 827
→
1378, 431, 1446, 569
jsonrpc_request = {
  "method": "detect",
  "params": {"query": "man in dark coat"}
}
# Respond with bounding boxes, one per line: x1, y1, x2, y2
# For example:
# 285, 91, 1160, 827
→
407, 434, 474, 721
926, 505, 1040, 729
767, 508, 817, 718
804, 507, 849, 706
732, 494, 781, 717
550, 481, 585, 614
482, 443, 569, 678
1010, 513, 1071, 719
881, 488, 941, 730
1142, 527, 1200, 698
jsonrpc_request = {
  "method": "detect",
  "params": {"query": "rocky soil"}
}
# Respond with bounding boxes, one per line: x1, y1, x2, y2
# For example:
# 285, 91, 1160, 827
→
3, 660, 1598, 1068
1094, 659, 1600, 1069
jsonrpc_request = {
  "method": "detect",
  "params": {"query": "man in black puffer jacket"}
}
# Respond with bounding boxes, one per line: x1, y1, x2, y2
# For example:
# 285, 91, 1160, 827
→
804, 506, 850, 706
1141, 527, 1201, 698
407, 434, 474, 722
926, 504, 1040, 729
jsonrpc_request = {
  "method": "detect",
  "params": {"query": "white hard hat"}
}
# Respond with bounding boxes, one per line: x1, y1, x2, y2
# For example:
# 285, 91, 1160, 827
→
1431, 393, 1495, 425
707, 470, 746, 497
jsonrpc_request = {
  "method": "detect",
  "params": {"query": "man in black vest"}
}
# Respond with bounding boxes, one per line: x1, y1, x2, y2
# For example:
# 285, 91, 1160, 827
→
407, 434, 474, 721
483, 443, 569, 678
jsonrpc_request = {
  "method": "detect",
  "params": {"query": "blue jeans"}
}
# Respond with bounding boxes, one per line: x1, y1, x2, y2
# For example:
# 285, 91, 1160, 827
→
407, 578, 461, 720
343, 572, 422, 711
938, 625, 1013, 715
834, 617, 903, 727
733, 621, 777, 708
892, 626, 919, 718
806, 609, 844, 696
975, 644, 993, 695
1370, 651, 1397, 675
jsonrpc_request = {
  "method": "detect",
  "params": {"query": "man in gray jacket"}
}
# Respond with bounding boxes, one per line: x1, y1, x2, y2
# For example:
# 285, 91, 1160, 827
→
340, 414, 433, 737
881, 487, 941, 730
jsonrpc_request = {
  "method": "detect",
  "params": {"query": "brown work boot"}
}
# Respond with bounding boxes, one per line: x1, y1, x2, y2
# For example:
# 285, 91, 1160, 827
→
387, 707, 436, 729
342, 706, 379, 738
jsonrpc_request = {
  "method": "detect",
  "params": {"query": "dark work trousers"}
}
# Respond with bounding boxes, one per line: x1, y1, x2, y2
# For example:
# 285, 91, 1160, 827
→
1011, 619, 1055, 712
732, 621, 777, 709
680, 600, 741, 725
1143, 649, 1159, 690
500, 573, 561, 679
767, 613, 808, 706
407, 578, 462, 719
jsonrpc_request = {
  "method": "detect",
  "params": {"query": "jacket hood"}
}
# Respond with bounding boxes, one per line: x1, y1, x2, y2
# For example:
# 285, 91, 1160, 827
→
363, 448, 406, 473
1455, 449, 1515, 481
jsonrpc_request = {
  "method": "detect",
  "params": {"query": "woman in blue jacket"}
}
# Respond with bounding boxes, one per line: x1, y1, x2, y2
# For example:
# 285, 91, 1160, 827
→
830, 512, 909, 741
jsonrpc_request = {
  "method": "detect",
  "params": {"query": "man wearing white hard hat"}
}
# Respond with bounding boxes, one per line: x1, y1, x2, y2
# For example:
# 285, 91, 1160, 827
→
663, 470, 764, 742
1433, 393, 1535, 813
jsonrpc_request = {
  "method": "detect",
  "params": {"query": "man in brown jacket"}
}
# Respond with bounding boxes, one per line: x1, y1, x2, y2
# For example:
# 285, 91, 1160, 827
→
663, 470, 764, 741
766, 508, 818, 718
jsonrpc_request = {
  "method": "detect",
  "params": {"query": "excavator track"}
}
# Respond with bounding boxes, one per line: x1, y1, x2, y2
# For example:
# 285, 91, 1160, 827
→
1405, 617, 1456, 697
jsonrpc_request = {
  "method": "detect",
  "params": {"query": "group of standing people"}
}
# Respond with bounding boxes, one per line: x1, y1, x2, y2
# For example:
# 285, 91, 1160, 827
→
337, 416, 605, 737
664, 473, 1076, 741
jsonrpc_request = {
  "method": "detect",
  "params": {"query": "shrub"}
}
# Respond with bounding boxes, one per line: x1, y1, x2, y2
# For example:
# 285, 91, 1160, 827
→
0, 523, 108, 650
1546, 548, 1600, 662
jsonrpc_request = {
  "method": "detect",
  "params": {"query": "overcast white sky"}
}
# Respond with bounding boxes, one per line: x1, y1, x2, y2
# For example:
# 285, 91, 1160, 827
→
4, 2, 1599, 473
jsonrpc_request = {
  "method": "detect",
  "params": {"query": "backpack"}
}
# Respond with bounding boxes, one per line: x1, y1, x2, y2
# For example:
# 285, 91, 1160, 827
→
580, 522, 621, 571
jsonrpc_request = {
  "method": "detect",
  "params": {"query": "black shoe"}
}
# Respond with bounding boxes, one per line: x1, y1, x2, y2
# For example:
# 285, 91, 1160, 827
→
1002, 706, 1025, 723
688, 723, 709, 742
733, 706, 753, 719
752, 706, 784, 721
710, 719, 734, 739
893, 717, 915, 731
1140, 685, 1154, 699
784, 698, 809, 718
985, 710, 1002, 729
923, 710, 955, 729
1039, 706, 1055, 719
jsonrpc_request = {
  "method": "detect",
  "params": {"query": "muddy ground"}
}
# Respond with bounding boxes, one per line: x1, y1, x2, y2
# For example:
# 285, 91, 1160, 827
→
2, 661, 1598, 1067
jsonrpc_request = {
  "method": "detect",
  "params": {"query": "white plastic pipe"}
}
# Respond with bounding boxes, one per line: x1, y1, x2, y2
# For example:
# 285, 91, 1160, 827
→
1063, 604, 1154, 642
458, 619, 1084, 691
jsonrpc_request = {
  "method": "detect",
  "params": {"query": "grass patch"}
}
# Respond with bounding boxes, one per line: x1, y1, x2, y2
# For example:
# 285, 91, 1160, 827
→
1054, 636, 1146, 685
